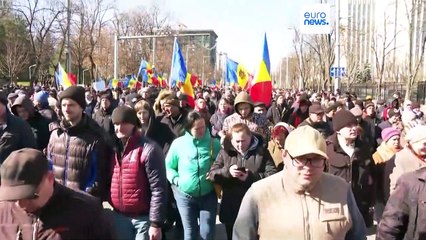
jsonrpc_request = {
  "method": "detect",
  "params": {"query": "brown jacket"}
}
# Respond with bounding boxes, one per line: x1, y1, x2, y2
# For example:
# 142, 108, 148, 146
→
377, 168, 426, 239
267, 140, 283, 170
326, 133, 375, 226
0, 183, 115, 240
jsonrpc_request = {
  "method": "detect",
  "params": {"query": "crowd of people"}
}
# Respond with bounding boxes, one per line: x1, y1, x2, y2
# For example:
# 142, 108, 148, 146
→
0, 83, 424, 240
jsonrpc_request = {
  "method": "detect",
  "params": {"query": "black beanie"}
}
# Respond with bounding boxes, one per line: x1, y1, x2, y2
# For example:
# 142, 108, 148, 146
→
59, 86, 86, 109
111, 106, 140, 127
333, 109, 358, 131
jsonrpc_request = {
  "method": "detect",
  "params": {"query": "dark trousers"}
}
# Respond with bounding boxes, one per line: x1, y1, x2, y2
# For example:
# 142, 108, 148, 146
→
225, 223, 234, 240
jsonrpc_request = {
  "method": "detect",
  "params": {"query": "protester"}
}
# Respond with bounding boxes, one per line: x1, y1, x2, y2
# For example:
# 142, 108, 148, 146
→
161, 95, 188, 139
109, 106, 167, 240
389, 125, 426, 194
287, 98, 310, 128
233, 126, 366, 239
267, 122, 294, 170
327, 109, 375, 227
210, 97, 232, 138
33, 90, 58, 123
47, 86, 112, 199
208, 123, 277, 239
377, 168, 426, 239
0, 148, 116, 239
166, 111, 221, 240
134, 100, 174, 153
267, 94, 286, 124
93, 92, 115, 138
222, 91, 269, 140
0, 92, 36, 163
372, 127, 401, 221
299, 103, 333, 139
84, 89, 97, 117
11, 95, 51, 150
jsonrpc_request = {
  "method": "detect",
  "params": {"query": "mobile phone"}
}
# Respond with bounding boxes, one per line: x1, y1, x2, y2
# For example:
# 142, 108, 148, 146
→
236, 167, 246, 172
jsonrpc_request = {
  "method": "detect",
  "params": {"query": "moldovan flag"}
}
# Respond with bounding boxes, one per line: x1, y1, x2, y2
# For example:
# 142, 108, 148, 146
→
226, 58, 249, 89
250, 33, 272, 107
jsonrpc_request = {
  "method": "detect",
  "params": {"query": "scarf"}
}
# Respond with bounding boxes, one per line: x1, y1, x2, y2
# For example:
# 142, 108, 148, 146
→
373, 143, 399, 164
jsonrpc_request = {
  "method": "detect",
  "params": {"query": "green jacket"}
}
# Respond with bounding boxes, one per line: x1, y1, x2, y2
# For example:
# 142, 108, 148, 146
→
166, 130, 221, 197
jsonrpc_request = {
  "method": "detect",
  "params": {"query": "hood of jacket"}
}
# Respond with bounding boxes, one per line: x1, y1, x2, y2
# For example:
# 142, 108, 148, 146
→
234, 91, 254, 114
11, 95, 35, 117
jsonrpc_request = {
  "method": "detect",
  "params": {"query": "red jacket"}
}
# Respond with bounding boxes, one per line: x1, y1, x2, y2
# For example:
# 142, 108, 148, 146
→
109, 132, 167, 225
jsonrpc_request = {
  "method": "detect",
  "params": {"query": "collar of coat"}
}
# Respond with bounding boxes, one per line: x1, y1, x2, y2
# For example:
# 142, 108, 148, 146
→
327, 133, 364, 157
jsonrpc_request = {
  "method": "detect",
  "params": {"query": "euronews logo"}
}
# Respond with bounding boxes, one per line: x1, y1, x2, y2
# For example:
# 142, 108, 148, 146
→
304, 12, 329, 26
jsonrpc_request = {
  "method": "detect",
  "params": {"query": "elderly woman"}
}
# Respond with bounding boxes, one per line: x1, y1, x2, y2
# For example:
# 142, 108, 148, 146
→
267, 123, 294, 170
165, 111, 221, 240
372, 127, 402, 221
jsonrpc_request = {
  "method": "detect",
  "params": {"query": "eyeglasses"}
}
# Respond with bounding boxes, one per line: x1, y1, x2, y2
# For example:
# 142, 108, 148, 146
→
287, 152, 325, 168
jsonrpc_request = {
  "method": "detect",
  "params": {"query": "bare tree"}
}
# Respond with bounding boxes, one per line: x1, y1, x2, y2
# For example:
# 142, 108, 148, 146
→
112, 5, 172, 78
371, 11, 400, 98
79, 0, 114, 81
304, 31, 335, 90
293, 28, 309, 90
404, 0, 426, 100
13, 0, 63, 84
0, 30, 29, 83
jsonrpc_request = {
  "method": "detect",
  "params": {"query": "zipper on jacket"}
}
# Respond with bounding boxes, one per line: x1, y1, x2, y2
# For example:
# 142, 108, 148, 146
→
118, 138, 130, 210
196, 146, 201, 197
64, 133, 71, 186
16, 227, 22, 240
32, 217, 39, 240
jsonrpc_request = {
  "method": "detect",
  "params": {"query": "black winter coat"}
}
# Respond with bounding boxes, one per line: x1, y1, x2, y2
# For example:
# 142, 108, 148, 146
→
144, 116, 175, 154
93, 106, 114, 138
207, 135, 277, 225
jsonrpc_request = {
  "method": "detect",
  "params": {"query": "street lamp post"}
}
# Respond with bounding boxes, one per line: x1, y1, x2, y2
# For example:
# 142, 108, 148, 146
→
202, 56, 210, 86
29, 64, 36, 81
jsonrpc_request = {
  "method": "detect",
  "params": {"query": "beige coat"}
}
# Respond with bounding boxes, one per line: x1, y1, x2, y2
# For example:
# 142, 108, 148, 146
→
237, 172, 353, 240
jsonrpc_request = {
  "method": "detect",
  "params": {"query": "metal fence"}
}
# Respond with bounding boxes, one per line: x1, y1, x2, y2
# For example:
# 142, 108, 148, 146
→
340, 82, 426, 103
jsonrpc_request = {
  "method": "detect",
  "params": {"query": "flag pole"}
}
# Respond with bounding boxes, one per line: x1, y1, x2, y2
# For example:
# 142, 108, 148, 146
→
169, 36, 177, 90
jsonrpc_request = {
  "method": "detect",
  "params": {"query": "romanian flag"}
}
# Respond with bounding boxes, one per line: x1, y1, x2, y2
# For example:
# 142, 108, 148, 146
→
250, 34, 272, 107
181, 73, 195, 108
226, 58, 249, 89
56, 63, 75, 89
159, 75, 168, 88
